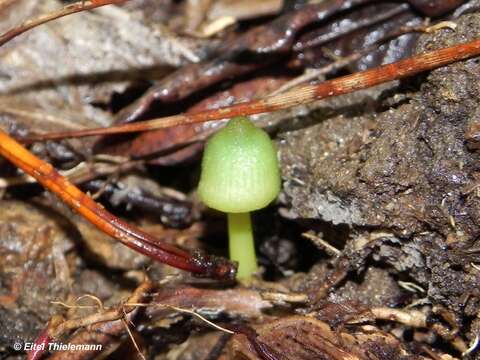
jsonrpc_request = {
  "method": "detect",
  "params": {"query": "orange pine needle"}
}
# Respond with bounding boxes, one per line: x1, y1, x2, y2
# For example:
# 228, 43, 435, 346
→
0, 130, 236, 279
23, 36, 480, 142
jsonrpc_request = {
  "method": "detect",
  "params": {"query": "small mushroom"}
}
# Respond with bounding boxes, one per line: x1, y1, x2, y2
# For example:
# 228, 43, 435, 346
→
198, 116, 281, 278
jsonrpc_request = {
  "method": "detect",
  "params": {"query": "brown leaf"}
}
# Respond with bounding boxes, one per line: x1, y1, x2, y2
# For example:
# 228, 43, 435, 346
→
227, 316, 422, 360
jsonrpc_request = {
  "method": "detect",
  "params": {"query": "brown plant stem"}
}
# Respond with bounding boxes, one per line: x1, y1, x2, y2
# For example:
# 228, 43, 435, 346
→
0, 0, 128, 48
22, 36, 480, 142
0, 129, 236, 279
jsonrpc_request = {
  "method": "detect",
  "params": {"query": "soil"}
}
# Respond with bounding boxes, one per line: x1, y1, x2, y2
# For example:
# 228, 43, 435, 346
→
280, 12, 480, 317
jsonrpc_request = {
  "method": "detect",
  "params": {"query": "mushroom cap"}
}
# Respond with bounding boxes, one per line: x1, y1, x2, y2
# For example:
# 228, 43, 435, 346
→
198, 116, 280, 213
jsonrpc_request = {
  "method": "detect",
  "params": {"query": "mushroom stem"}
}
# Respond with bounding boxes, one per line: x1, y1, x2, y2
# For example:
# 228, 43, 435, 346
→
227, 212, 257, 279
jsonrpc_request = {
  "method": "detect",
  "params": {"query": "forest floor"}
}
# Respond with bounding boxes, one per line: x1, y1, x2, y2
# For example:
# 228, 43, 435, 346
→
0, 1, 479, 359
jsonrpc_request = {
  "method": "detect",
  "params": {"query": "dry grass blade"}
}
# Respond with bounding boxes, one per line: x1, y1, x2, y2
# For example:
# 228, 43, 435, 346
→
0, 0, 128, 47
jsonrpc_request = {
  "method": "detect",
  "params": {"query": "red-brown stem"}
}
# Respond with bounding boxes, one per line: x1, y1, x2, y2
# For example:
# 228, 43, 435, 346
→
22, 36, 480, 142
27, 326, 52, 360
0, 130, 236, 279
0, 0, 128, 48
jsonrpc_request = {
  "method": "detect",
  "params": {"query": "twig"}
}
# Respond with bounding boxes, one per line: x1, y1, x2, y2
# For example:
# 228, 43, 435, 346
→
53, 280, 152, 338
271, 20, 457, 95
371, 307, 468, 353
122, 318, 146, 360
0, 157, 139, 188
165, 305, 234, 334
463, 334, 480, 357
397, 281, 426, 293
0, 0, 128, 47
302, 232, 341, 257
260, 292, 308, 305
46, 287, 266, 359
0, 129, 236, 279
28, 279, 154, 360
23, 35, 480, 142
371, 307, 427, 328
51, 301, 98, 310
76, 294, 105, 310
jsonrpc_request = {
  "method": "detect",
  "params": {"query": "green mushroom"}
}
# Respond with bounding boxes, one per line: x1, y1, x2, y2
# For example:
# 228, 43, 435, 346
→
198, 116, 281, 279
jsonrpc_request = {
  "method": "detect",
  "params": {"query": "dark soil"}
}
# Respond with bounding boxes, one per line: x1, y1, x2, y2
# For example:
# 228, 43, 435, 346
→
280, 12, 480, 317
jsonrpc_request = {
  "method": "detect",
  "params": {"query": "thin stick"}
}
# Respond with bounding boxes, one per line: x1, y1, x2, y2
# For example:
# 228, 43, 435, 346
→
28, 279, 153, 360
76, 294, 105, 310
23, 36, 480, 142
0, 129, 236, 279
302, 232, 341, 257
51, 301, 98, 310
122, 318, 146, 360
271, 21, 456, 95
0, 0, 127, 47
170, 305, 234, 334
463, 334, 480, 357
